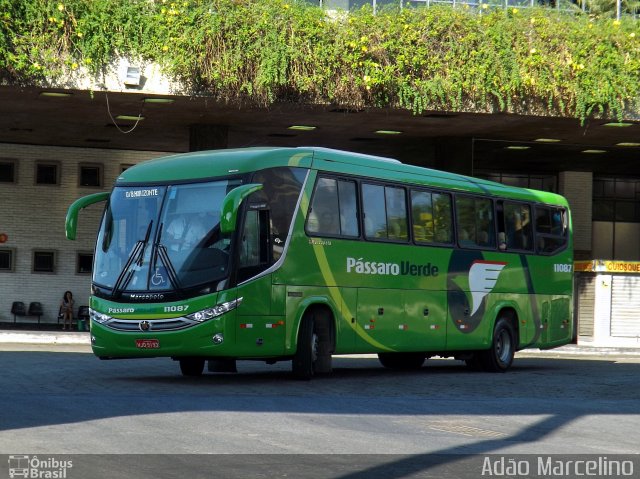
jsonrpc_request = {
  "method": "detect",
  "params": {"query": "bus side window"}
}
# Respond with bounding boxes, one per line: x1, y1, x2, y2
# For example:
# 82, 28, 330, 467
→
535, 206, 567, 254
411, 190, 453, 245
455, 196, 495, 249
363, 183, 408, 242
503, 202, 533, 251
306, 177, 359, 238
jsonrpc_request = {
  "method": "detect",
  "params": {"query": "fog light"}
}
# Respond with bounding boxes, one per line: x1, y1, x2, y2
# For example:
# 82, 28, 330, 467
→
212, 333, 224, 344
91, 335, 96, 345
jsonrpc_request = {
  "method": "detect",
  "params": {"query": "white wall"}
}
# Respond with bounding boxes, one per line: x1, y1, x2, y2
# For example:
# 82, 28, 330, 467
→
0, 144, 170, 324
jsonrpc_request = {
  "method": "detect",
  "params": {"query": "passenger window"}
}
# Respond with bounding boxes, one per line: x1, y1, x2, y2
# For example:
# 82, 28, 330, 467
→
411, 190, 453, 244
455, 196, 495, 248
535, 206, 567, 254
363, 183, 408, 241
503, 202, 533, 251
307, 177, 359, 237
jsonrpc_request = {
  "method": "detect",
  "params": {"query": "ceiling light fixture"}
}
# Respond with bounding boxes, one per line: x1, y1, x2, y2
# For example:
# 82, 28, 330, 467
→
288, 125, 316, 131
374, 130, 402, 135
115, 115, 145, 122
582, 149, 607, 154
143, 97, 174, 104
534, 138, 561, 143
616, 142, 640, 147
39, 91, 73, 98
603, 122, 633, 127
505, 146, 530, 150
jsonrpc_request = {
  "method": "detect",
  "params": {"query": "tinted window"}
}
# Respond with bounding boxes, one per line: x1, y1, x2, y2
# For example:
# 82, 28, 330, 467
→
251, 167, 307, 260
503, 202, 533, 251
455, 196, 495, 248
535, 206, 567, 254
307, 177, 359, 238
363, 183, 408, 241
411, 190, 453, 244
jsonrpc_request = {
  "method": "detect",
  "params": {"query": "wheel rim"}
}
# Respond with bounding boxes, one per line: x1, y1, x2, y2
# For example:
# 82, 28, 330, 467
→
495, 329, 512, 364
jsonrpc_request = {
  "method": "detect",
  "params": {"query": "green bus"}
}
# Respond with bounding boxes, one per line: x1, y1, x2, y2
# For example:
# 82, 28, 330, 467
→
66, 147, 573, 378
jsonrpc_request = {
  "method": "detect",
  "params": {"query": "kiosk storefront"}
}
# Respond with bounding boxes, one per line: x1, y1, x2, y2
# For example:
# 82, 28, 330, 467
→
575, 260, 640, 347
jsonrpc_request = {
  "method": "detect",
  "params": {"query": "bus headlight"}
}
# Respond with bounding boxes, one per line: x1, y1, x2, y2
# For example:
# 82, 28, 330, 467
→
89, 308, 111, 324
186, 297, 243, 322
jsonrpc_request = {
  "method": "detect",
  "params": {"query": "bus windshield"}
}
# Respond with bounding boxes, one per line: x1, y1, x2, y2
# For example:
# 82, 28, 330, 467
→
94, 179, 243, 295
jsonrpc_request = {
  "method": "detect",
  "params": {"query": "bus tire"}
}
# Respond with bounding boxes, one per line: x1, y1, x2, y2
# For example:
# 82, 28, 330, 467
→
292, 314, 318, 380
179, 358, 205, 377
479, 317, 515, 372
378, 353, 425, 370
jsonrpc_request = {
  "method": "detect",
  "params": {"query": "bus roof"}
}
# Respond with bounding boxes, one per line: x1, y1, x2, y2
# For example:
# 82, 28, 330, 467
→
116, 147, 568, 207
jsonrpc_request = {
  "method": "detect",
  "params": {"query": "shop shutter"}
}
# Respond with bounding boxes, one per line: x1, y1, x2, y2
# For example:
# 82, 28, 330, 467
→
611, 276, 640, 337
576, 275, 595, 338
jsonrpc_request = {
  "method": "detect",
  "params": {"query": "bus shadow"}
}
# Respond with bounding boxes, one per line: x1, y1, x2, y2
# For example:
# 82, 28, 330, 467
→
1, 350, 639, 470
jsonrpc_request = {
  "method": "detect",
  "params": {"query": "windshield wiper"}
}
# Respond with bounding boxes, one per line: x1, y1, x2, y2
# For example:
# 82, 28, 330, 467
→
149, 222, 184, 294
157, 244, 184, 292
111, 220, 153, 298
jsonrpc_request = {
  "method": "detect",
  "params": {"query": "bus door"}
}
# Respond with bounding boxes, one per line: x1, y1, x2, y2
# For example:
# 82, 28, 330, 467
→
531, 206, 573, 347
235, 205, 286, 355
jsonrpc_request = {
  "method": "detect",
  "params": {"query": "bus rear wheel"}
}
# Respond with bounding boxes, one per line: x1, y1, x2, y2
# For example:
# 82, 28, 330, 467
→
378, 353, 426, 370
479, 318, 515, 372
179, 358, 205, 377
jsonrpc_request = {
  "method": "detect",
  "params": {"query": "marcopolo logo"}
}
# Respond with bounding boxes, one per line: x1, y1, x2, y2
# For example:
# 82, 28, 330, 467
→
346, 257, 439, 277
8, 455, 73, 478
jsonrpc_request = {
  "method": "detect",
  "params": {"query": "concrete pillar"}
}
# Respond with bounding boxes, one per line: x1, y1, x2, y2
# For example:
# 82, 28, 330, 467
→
558, 171, 592, 258
433, 137, 473, 176
189, 124, 228, 152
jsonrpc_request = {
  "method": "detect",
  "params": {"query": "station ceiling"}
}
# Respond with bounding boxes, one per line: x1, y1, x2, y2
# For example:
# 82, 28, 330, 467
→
1, 85, 639, 176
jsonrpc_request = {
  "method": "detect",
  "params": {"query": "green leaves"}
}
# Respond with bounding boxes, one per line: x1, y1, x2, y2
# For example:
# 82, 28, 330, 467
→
0, 1, 638, 122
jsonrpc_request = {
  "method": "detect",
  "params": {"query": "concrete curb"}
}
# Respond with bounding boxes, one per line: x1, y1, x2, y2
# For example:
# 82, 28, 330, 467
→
517, 345, 640, 356
0, 331, 90, 345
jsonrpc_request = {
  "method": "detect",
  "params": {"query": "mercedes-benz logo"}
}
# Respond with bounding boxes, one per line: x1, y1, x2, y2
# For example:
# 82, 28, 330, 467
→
139, 320, 151, 332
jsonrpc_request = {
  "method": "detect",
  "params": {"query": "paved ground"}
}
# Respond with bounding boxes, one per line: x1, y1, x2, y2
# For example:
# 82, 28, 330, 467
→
1, 331, 638, 478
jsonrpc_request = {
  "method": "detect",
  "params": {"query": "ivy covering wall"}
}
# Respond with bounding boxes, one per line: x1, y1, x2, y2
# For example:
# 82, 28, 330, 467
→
0, 0, 638, 121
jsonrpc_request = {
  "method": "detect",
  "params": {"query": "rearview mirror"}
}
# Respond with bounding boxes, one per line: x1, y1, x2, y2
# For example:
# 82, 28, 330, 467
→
66, 192, 110, 240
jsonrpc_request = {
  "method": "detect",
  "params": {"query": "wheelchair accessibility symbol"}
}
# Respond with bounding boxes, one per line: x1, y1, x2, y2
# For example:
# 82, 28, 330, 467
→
151, 267, 167, 287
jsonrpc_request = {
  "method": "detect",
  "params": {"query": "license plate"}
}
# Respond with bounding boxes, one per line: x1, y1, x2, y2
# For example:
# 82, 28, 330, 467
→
135, 339, 160, 349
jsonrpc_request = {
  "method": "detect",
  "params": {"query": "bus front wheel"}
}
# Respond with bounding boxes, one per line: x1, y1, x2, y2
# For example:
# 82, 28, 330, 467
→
479, 318, 515, 372
292, 314, 318, 380
179, 358, 205, 377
